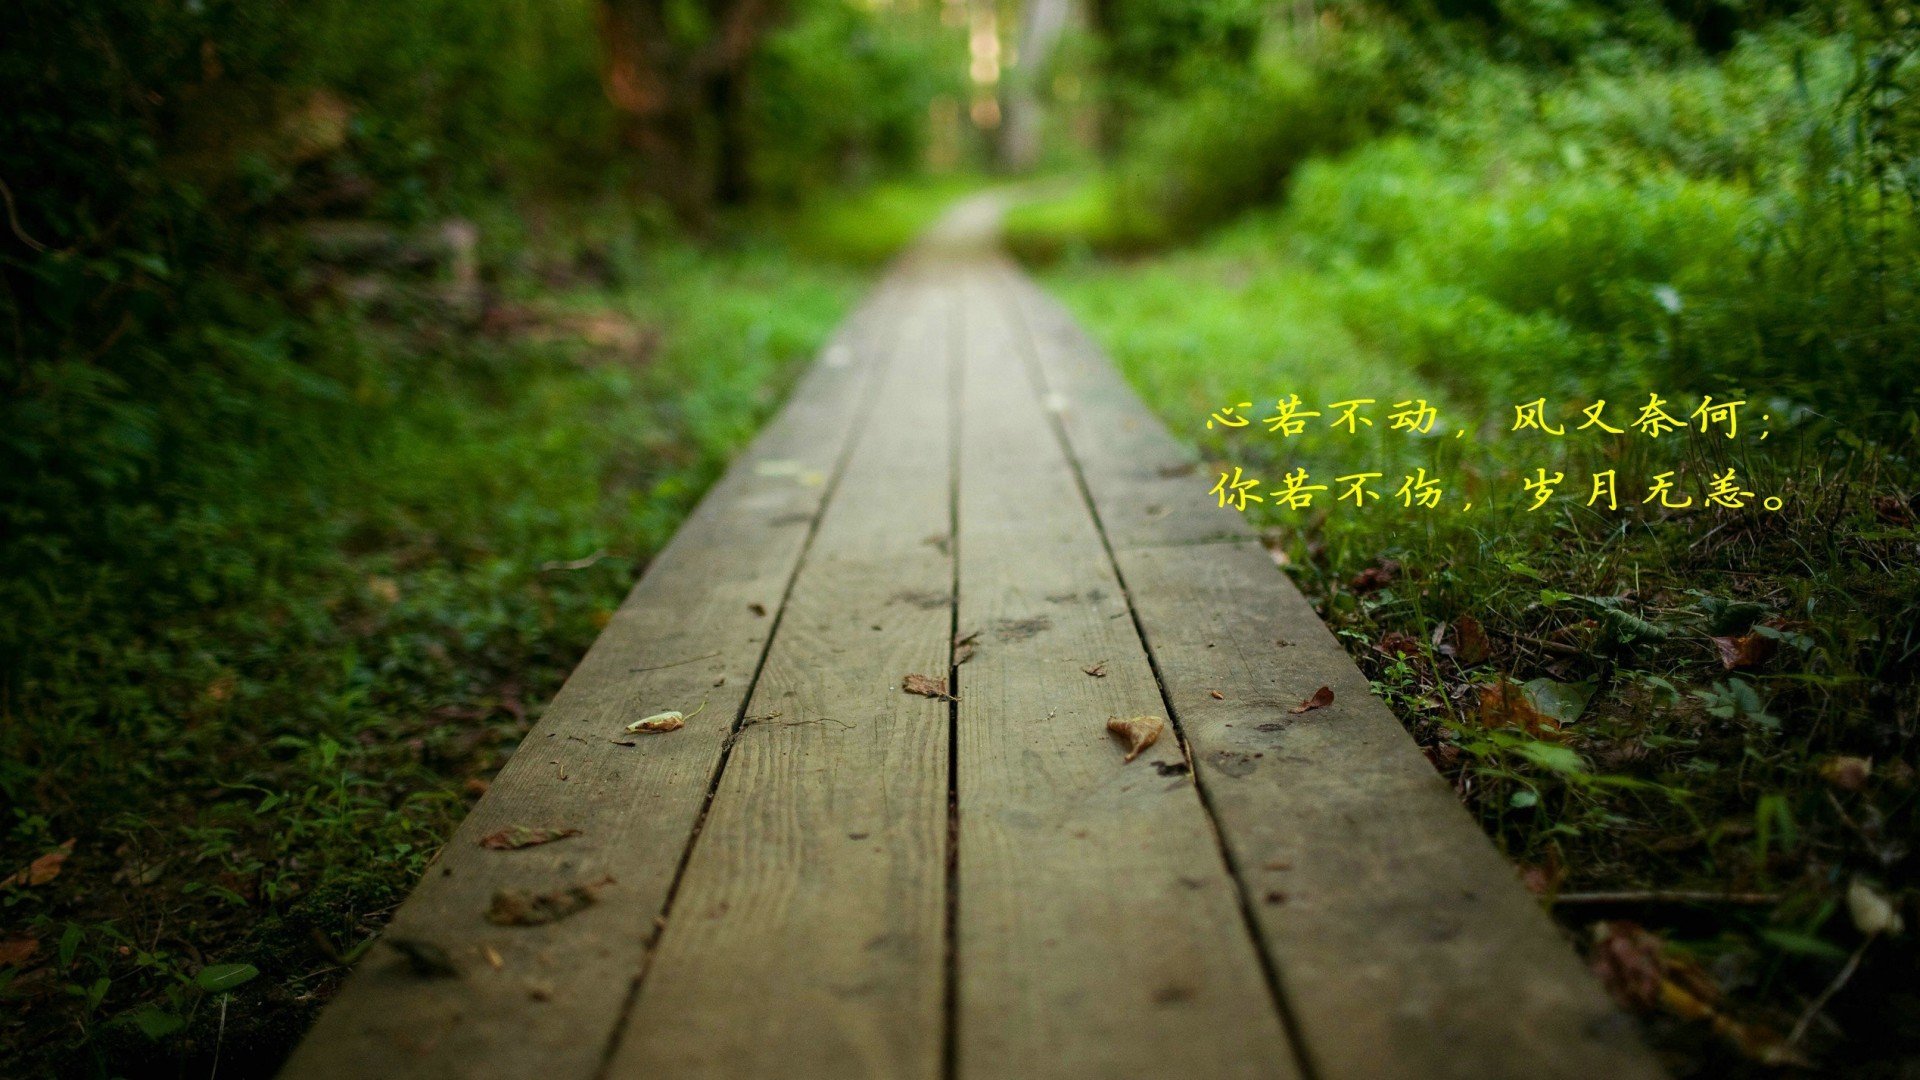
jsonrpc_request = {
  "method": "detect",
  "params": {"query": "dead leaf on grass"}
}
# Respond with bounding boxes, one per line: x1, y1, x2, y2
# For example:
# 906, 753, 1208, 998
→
1477, 677, 1593, 736
1589, 921, 1810, 1068
1082, 661, 1107, 678
1819, 755, 1872, 792
1443, 614, 1492, 665
486, 876, 614, 927
1376, 631, 1422, 657
1107, 715, 1164, 762
1848, 877, 1905, 936
480, 826, 582, 851
1348, 560, 1399, 593
1288, 687, 1334, 714
0, 937, 37, 968
903, 673, 956, 701
1712, 632, 1775, 671
2, 839, 73, 889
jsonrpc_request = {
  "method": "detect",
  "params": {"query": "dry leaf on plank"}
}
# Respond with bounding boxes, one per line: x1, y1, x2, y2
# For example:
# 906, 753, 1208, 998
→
903, 673, 956, 701
385, 937, 461, 978
1107, 715, 1164, 762
487, 876, 614, 927
627, 711, 685, 734
480, 826, 582, 851
1289, 687, 1334, 714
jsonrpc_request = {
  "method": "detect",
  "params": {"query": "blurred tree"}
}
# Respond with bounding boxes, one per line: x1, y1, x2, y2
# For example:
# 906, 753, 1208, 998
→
598, 0, 786, 220
1000, 0, 1082, 170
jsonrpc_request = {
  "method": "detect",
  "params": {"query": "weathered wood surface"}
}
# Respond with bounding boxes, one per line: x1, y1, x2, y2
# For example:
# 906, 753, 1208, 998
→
604, 267, 955, 1079
284, 202, 1663, 1080
950, 269, 1297, 1079
996, 265, 1663, 1079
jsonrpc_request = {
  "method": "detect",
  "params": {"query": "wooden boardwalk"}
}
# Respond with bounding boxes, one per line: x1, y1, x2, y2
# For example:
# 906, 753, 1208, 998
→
283, 201, 1663, 1080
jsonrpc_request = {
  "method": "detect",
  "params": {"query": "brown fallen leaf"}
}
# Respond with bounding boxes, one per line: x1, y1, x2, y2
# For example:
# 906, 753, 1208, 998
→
1449, 614, 1492, 665
1588, 920, 1669, 1011
1209, 690, 1224, 700
1107, 715, 1165, 762
1819, 755, 1872, 792
1376, 631, 1422, 657
1712, 632, 1774, 671
479, 826, 582, 851
903, 673, 956, 701
1288, 687, 1334, 714
1348, 560, 1399, 593
0, 936, 37, 968
1476, 680, 1561, 736
1589, 920, 1810, 1067
1082, 661, 1108, 678
487, 876, 614, 927
2, 839, 74, 890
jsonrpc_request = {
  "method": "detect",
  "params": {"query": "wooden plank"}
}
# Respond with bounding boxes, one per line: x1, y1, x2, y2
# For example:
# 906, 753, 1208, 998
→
996, 265, 1665, 1079
949, 267, 1299, 1080
279, 273, 910, 1080
602, 274, 955, 1078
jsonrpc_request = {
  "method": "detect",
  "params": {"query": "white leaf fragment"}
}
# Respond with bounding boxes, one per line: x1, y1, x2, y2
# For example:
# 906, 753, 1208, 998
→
1848, 877, 1905, 937
627, 710, 686, 734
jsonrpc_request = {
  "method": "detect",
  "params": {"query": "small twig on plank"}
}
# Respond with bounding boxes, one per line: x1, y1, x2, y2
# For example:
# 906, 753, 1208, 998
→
1551, 890, 1780, 907
776, 717, 855, 730
630, 651, 721, 673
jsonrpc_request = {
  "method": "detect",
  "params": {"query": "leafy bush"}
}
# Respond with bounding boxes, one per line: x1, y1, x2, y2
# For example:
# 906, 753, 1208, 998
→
1111, 27, 1405, 236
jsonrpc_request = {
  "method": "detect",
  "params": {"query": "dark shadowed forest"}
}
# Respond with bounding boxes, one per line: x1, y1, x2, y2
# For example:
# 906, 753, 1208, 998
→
3, 1, 1917, 1077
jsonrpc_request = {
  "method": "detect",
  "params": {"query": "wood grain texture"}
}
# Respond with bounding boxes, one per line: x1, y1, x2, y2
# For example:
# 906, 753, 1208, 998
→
290, 198, 1664, 1080
279, 273, 909, 1080
997, 264, 1665, 1080
603, 271, 955, 1080
950, 267, 1298, 1080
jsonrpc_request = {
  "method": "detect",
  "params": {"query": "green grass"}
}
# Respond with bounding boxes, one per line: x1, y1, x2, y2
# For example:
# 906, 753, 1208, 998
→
783, 174, 986, 266
1027, 154, 1920, 1074
0, 213, 862, 1076
999, 174, 1171, 265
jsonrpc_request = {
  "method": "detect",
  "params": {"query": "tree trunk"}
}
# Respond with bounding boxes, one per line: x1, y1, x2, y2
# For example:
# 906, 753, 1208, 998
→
596, 0, 782, 222
998, 0, 1078, 172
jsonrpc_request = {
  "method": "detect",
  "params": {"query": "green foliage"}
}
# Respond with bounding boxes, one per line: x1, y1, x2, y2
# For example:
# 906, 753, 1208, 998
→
784, 175, 988, 266
1110, 26, 1405, 235
0, 225, 858, 1072
1032, 1, 1920, 1068
752, 3, 968, 199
